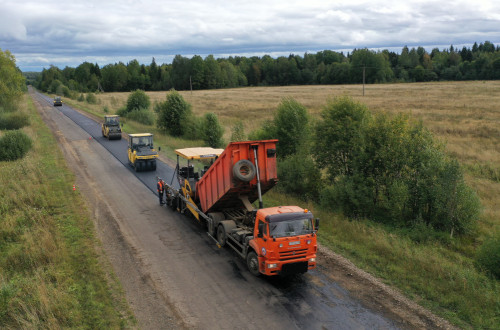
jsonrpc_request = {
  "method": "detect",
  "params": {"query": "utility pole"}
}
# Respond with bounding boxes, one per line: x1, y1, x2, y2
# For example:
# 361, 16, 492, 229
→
362, 66, 366, 96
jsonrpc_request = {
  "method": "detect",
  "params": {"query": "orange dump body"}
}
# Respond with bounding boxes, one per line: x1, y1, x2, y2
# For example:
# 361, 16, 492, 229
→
195, 140, 278, 213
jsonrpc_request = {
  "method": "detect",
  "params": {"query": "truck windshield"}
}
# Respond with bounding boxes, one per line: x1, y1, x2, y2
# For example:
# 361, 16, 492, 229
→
269, 218, 313, 238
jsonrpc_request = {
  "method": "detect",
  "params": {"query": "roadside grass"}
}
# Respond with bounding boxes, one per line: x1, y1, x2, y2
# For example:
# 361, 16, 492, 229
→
262, 190, 500, 329
60, 82, 500, 328
0, 95, 134, 328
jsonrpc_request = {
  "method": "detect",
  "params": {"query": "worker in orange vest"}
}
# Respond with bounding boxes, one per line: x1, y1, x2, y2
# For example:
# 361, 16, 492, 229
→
157, 178, 165, 205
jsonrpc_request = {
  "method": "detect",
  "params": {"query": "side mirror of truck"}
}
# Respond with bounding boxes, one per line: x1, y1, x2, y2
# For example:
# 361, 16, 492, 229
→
258, 223, 264, 238
315, 218, 320, 231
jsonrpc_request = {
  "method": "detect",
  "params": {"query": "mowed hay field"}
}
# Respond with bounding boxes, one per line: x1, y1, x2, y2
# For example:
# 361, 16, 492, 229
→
63, 81, 500, 327
73, 81, 500, 236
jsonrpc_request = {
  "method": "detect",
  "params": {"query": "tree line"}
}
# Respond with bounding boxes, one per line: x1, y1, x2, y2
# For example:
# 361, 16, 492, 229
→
35, 41, 500, 94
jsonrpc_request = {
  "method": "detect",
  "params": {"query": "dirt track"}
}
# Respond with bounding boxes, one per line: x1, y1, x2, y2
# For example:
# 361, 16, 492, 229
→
31, 90, 457, 330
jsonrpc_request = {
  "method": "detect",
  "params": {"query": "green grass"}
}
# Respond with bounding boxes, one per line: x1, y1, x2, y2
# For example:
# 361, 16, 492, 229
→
0, 95, 134, 328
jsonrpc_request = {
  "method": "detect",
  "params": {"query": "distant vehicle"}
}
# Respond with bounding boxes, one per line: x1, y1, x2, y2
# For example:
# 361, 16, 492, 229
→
101, 115, 122, 140
53, 96, 62, 106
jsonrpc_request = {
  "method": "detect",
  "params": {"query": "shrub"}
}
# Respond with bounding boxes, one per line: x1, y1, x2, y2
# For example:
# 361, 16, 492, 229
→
273, 97, 310, 158
116, 106, 128, 117
313, 95, 371, 180
126, 108, 155, 126
61, 86, 71, 98
155, 89, 192, 136
313, 96, 480, 236
103, 106, 109, 113
77, 94, 85, 102
86, 93, 97, 104
247, 121, 275, 141
0, 112, 30, 130
230, 121, 246, 142
0, 49, 25, 111
126, 90, 150, 114
277, 151, 323, 200
476, 233, 500, 279
201, 112, 224, 148
0, 130, 33, 161
182, 115, 203, 140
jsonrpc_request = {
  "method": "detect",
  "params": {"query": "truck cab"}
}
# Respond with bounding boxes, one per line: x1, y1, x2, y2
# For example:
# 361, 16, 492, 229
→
251, 206, 318, 276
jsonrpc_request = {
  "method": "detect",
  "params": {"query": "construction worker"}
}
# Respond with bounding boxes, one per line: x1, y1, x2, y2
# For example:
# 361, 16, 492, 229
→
157, 178, 165, 205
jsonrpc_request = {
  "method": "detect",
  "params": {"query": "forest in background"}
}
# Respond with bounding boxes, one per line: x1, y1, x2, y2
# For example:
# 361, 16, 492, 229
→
32, 41, 500, 94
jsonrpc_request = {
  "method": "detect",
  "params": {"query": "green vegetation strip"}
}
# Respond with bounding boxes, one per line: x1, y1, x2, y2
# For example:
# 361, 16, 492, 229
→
0, 96, 133, 328
263, 190, 500, 329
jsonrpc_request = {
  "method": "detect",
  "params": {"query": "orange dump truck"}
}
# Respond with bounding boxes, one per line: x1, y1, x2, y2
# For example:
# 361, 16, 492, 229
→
164, 140, 319, 276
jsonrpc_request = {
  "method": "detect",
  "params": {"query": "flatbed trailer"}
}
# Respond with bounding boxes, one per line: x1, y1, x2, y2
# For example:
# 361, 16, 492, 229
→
163, 140, 319, 277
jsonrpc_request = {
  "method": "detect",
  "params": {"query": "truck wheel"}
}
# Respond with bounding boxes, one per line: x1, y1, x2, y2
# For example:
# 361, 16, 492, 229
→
151, 160, 156, 171
217, 225, 227, 247
246, 251, 261, 277
233, 159, 256, 182
208, 212, 224, 236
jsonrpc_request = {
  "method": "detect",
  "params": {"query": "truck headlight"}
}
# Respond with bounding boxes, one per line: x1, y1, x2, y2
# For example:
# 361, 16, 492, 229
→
309, 258, 316, 263
267, 263, 278, 269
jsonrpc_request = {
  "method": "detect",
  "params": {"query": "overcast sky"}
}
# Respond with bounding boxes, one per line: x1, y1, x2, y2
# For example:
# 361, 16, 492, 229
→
1, 0, 499, 71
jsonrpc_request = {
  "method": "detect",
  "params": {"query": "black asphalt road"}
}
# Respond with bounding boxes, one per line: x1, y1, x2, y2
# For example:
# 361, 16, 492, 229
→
38, 94, 179, 192
36, 91, 399, 329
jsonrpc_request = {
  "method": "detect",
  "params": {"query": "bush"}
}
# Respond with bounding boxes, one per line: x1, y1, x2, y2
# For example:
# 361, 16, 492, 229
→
313, 96, 480, 236
230, 121, 245, 142
277, 151, 323, 200
273, 98, 310, 158
155, 89, 192, 137
0, 112, 30, 130
86, 93, 97, 104
201, 112, 224, 148
116, 106, 127, 117
126, 108, 155, 126
61, 86, 71, 98
77, 94, 85, 102
103, 106, 109, 113
476, 233, 500, 279
0, 130, 33, 161
126, 90, 150, 114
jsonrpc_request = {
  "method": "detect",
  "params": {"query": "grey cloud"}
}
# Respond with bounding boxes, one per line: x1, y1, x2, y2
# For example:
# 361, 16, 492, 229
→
2, 0, 500, 71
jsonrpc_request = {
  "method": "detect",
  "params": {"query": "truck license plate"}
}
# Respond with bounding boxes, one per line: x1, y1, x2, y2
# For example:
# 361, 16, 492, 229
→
289, 241, 300, 246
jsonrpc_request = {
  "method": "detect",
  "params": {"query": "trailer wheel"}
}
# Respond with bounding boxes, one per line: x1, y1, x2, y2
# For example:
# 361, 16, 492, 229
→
233, 159, 256, 182
217, 224, 227, 247
208, 213, 225, 236
246, 251, 260, 277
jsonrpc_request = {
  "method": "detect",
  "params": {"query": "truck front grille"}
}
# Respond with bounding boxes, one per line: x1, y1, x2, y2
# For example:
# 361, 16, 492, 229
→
279, 248, 308, 261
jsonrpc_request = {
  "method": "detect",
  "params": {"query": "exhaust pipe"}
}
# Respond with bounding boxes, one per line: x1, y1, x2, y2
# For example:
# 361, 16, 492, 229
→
252, 145, 263, 209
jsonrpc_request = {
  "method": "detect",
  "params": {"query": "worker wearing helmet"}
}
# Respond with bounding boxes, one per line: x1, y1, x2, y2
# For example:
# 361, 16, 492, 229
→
157, 178, 165, 205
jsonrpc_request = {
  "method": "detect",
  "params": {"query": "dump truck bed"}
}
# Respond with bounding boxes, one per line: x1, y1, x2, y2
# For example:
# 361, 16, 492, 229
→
195, 140, 278, 213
